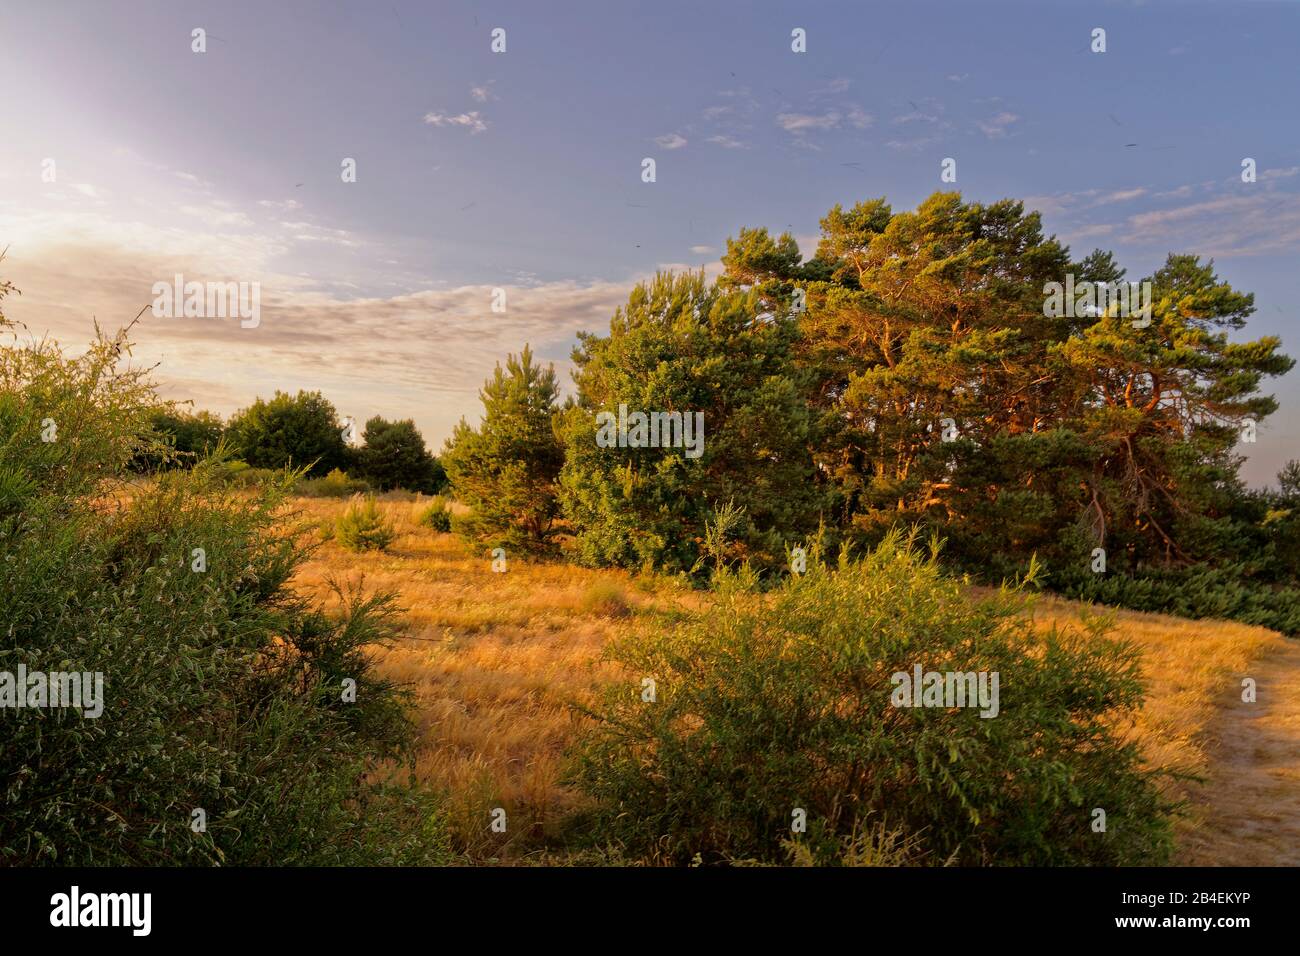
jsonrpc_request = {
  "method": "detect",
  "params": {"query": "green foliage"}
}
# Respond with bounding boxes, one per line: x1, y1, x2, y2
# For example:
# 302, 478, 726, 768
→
718, 190, 1296, 629
132, 407, 224, 471
225, 389, 349, 477
298, 467, 370, 498
336, 494, 397, 552
571, 533, 1175, 866
0, 324, 447, 865
442, 344, 564, 554
558, 271, 823, 577
415, 497, 452, 532
354, 416, 445, 493
1052, 562, 1300, 635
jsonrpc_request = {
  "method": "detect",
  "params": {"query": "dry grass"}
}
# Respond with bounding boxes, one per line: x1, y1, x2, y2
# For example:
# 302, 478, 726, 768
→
290, 494, 688, 861
1025, 594, 1289, 862
291, 494, 1296, 865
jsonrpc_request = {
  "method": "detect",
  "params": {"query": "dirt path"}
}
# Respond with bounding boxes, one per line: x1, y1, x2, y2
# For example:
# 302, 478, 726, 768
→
1177, 637, 1300, 865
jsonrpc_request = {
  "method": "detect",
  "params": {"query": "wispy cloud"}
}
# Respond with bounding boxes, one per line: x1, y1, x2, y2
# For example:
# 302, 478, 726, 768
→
654, 133, 688, 150
813, 77, 851, 95
846, 105, 873, 129
706, 134, 746, 149
777, 111, 842, 133
1094, 188, 1147, 205
1026, 173, 1300, 258
423, 110, 489, 134
975, 111, 1020, 139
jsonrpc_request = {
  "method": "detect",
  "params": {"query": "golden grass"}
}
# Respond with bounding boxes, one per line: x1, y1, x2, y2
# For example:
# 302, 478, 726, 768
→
1025, 594, 1289, 862
290, 495, 676, 860
292, 494, 1297, 865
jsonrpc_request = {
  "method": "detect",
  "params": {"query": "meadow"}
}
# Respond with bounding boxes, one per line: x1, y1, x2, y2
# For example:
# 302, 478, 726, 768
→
293, 492, 1300, 866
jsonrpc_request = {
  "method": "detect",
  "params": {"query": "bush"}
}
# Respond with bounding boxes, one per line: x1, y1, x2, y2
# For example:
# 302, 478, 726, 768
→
0, 322, 447, 864
570, 532, 1175, 866
336, 494, 397, 552
578, 580, 631, 618
298, 467, 370, 498
415, 497, 452, 533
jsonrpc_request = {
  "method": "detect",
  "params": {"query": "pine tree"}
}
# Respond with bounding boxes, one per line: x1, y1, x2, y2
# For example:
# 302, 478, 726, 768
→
441, 344, 563, 554
558, 270, 822, 575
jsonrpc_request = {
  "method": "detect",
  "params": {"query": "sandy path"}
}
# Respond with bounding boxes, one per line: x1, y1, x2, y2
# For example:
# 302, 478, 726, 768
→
1177, 637, 1300, 865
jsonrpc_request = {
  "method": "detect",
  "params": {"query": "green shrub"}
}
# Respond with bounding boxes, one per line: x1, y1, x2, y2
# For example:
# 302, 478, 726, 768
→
415, 497, 452, 533
193, 458, 282, 489
570, 532, 1175, 866
298, 467, 369, 498
1051, 562, 1300, 636
336, 494, 396, 552
0, 321, 446, 865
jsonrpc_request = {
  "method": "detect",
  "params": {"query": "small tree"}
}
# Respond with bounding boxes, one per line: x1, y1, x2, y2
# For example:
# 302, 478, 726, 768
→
441, 344, 563, 554
336, 495, 397, 552
354, 416, 444, 493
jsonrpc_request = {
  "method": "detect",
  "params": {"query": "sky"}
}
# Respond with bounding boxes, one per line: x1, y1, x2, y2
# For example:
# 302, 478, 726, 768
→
1, 0, 1297, 483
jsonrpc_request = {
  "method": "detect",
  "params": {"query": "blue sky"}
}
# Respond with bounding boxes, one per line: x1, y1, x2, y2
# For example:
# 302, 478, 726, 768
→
1, 0, 1297, 482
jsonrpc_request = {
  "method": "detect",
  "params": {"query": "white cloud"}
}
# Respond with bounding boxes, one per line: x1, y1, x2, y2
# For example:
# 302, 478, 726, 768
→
706, 134, 746, 149
173, 171, 212, 190
654, 133, 688, 150
976, 111, 1020, 139
777, 111, 841, 132
846, 106, 873, 129
423, 111, 489, 133
1094, 188, 1147, 205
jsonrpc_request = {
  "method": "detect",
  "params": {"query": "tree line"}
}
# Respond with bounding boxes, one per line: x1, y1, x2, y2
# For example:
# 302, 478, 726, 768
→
140, 391, 447, 495
442, 191, 1300, 632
